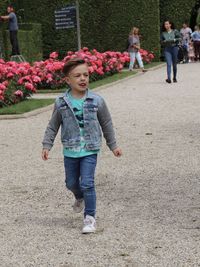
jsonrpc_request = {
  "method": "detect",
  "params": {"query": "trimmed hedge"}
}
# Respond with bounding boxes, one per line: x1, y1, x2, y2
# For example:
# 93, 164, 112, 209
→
1, 1, 200, 62
160, 0, 197, 29
17, 0, 161, 59
0, 0, 8, 56
0, 0, 7, 13
2, 23, 43, 62
196, 6, 200, 26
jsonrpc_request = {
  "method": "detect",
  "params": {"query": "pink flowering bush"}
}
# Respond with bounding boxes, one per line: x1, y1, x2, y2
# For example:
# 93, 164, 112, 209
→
0, 60, 37, 106
63, 47, 130, 82
0, 47, 154, 107
139, 49, 154, 64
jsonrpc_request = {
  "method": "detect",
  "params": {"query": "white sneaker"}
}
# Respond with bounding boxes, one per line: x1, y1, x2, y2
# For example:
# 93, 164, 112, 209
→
72, 198, 84, 213
82, 215, 96, 234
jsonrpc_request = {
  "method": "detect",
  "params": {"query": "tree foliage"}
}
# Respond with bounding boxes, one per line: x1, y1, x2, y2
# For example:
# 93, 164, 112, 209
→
160, 0, 197, 29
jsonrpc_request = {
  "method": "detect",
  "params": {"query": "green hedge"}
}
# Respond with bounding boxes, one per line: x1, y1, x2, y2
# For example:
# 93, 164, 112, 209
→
196, 10, 200, 26
1, 1, 200, 62
2, 23, 43, 62
0, 0, 8, 56
17, 0, 160, 59
160, 0, 197, 29
0, 0, 7, 13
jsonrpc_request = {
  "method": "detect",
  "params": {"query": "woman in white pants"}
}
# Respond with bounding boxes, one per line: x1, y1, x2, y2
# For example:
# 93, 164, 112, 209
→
128, 27, 147, 72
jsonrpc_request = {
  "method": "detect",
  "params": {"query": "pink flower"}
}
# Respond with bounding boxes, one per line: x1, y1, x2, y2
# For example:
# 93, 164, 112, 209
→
82, 47, 89, 52
50, 52, 59, 59
14, 90, 23, 97
23, 75, 32, 82
2, 81, 8, 87
63, 55, 71, 62
53, 62, 64, 71
67, 51, 74, 56
25, 82, 34, 91
0, 83, 6, 91
32, 75, 41, 83
96, 68, 104, 75
18, 78, 24, 85
0, 95, 4, 101
7, 72, 14, 79
105, 66, 111, 72
88, 66, 94, 73
149, 53, 154, 59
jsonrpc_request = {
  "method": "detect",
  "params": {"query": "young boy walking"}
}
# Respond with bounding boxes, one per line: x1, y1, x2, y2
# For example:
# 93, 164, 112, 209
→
42, 58, 122, 234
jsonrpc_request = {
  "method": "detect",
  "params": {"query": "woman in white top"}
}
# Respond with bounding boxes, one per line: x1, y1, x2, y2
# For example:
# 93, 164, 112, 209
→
128, 27, 147, 72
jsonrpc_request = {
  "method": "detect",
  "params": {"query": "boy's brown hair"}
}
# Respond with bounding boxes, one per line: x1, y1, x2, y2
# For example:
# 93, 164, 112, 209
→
63, 58, 86, 76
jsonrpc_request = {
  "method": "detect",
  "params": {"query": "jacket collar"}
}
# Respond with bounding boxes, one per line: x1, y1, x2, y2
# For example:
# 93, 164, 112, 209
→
64, 88, 94, 100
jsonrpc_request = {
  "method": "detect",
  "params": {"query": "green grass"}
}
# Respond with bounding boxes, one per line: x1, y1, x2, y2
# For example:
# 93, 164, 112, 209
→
144, 61, 164, 69
37, 70, 137, 94
37, 62, 162, 94
90, 70, 137, 89
0, 62, 163, 115
0, 99, 54, 115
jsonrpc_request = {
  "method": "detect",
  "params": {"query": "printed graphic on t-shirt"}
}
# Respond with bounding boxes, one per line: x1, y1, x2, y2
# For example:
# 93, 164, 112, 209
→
73, 107, 84, 128
63, 93, 99, 157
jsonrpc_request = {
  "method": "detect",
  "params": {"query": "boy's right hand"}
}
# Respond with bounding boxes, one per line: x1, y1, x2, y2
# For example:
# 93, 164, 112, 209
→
42, 148, 49, 161
112, 147, 122, 157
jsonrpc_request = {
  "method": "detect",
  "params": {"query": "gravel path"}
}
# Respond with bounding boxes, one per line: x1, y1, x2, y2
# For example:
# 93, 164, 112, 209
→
0, 63, 200, 267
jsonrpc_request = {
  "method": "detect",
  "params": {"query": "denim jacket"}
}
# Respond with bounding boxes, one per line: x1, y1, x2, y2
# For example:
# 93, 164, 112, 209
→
42, 89, 117, 152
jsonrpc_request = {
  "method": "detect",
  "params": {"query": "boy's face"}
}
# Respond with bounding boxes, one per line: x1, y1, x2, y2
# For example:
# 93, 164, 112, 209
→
66, 64, 89, 93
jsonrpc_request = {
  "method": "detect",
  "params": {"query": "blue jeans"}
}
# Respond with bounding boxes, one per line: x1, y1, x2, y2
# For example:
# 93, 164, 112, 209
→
164, 46, 178, 80
64, 154, 97, 217
129, 51, 144, 69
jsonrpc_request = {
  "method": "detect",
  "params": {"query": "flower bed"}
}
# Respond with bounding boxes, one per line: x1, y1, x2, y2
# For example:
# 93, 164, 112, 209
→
0, 48, 154, 107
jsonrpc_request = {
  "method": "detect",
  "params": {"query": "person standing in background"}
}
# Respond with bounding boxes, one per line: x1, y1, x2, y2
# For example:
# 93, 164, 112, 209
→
180, 22, 192, 63
188, 40, 195, 63
161, 20, 181, 83
0, 5, 20, 56
128, 27, 147, 72
191, 26, 200, 61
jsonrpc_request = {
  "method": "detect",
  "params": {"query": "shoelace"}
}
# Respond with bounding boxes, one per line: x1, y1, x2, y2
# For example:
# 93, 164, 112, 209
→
84, 218, 93, 225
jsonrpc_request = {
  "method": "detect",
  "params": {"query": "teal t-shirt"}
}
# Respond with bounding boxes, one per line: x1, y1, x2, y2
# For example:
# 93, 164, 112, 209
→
63, 92, 99, 158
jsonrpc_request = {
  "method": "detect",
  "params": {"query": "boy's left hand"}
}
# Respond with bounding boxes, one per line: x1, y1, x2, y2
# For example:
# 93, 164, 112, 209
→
112, 147, 122, 157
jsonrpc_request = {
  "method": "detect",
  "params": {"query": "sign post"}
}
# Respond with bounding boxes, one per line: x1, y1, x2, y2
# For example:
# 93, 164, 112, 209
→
55, 1, 81, 51
76, 0, 81, 51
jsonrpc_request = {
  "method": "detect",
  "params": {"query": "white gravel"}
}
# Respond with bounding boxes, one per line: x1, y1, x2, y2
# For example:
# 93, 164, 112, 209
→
0, 63, 200, 267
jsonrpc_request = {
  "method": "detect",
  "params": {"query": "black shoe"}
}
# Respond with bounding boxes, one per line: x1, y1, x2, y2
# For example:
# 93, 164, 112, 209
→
173, 78, 177, 83
166, 79, 171, 83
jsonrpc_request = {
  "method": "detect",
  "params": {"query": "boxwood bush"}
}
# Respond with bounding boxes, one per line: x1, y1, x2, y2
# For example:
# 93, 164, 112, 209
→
16, 0, 161, 59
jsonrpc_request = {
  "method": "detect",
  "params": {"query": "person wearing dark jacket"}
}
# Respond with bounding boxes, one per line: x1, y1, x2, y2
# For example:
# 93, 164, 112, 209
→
161, 20, 181, 83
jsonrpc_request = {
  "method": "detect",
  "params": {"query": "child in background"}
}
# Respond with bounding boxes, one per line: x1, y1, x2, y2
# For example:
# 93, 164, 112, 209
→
42, 58, 122, 234
188, 41, 195, 62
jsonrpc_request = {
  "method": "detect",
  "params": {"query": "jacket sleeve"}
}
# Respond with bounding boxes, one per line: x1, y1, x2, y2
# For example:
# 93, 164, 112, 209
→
42, 104, 62, 150
191, 32, 196, 40
128, 36, 133, 46
97, 97, 117, 151
174, 30, 182, 43
160, 33, 166, 46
